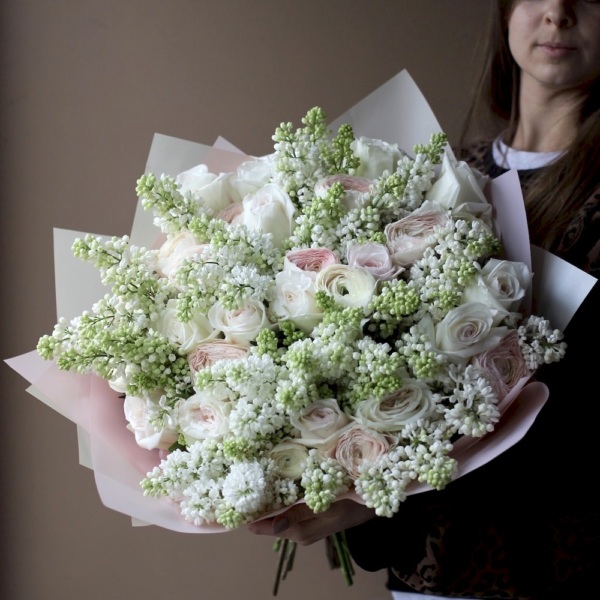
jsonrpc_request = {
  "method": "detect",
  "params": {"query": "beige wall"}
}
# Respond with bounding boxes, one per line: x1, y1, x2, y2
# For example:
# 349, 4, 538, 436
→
1, 2, 492, 599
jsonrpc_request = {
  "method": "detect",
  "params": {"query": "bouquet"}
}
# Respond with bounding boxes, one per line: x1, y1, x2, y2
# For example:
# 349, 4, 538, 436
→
8, 70, 586, 594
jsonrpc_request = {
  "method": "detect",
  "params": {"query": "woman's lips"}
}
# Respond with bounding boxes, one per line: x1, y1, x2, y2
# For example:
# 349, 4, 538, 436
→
537, 42, 576, 58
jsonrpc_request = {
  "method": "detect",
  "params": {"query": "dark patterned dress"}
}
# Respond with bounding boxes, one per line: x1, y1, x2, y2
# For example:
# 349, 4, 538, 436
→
345, 141, 600, 599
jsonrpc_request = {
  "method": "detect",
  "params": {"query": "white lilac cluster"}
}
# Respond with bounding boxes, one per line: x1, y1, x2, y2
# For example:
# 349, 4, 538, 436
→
37, 106, 567, 528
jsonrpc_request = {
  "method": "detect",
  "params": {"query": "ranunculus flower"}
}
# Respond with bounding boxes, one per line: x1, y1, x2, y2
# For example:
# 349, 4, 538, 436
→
315, 264, 377, 310
346, 242, 404, 281
351, 136, 405, 179
187, 339, 250, 374
385, 209, 451, 267
471, 330, 530, 400
434, 302, 508, 359
324, 423, 392, 478
208, 298, 270, 345
284, 247, 339, 279
462, 259, 532, 323
156, 299, 216, 352
269, 441, 309, 479
242, 183, 296, 248
176, 164, 236, 214
176, 389, 233, 443
314, 174, 372, 210
425, 152, 489, 217
271, 268, 323, 334
123, 389, 179, 450
290, 398, 351, 446
354, 379, 437, 432
155, 231, 209, 279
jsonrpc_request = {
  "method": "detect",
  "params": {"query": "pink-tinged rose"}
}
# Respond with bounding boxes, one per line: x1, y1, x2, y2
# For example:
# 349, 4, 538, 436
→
176, 389, 233, 443
176, 164, 237, 214
351, 136, 405, 179
187, 339, 250, 374
346, 242, 404, 281
315, 264, 377, 310
385, 209, 451, 267
290, 398, 351, 446
216, 202, 244, 225
463, 259, 532, 322
155, 231, 210, 279
271, 268, 323, 334
324, 423, 392, 478
434, 302, 509, 359
354, 379, 437, 432
284, 247, 340, 279
471, 330, 530, 400
123, 390, 179, 450
208, 298, 270, 345
156, 299, 217, 353
269, 441, 309, 479
242, 183, 296, 248
314, 174, 372, 210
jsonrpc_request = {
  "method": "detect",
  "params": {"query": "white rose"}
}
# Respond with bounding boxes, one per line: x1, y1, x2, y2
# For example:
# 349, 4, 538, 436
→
229, 155, 275, 199
463, 259, 532, 321
351, 136, 405, 179
155, 231, 209, 279
208, 298, 270, 345
354, 379, 437, 432
435, 302, 508, 359
269, 441, 309, 479
176, 164, 236, 214
324, 423, 392, 478
156, 299, 216, 352
425, 152, 491, 224
315, 264, 377, 310
242, 183, 296, 248
346, 242, 404, 281
290, 398, 351, 446
176, 389, 233, 443
385, 209, 451, 267
271, 268, 323, 334
123, 389, 179, 450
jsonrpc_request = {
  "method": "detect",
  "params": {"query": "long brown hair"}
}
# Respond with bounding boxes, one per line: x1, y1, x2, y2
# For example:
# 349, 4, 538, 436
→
458, 0, 600, 251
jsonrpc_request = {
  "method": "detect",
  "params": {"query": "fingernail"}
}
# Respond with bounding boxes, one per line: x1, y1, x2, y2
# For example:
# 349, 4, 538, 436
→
273, 517, 289, 534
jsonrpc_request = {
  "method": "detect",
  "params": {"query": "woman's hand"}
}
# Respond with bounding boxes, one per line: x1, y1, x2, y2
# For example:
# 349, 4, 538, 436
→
246, 499, 376, 546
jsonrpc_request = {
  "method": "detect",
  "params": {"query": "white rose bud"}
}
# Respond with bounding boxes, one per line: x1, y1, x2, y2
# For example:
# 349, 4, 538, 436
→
435, 302, 508, 359
242, 183, 296, 248
290, 398, 351, 446
347, 242, 404, 281
208, 298, 270, 345
156, 299, 216, 353
176, 164, 236, 214
354, 379, 437, 432
271, 268, 323, 334
176, 389, 233, 443
123, 389, 179, 450
351, 136, 405, 179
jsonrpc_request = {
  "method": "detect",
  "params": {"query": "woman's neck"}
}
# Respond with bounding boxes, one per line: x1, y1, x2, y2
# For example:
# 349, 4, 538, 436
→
511, 79, 585, 152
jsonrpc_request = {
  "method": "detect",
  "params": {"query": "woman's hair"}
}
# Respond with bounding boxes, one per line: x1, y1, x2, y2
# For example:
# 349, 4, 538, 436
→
458, 0, 600, 251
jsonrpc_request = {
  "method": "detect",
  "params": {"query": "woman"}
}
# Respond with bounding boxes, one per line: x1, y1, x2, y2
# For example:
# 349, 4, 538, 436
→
248, 1, 600, 598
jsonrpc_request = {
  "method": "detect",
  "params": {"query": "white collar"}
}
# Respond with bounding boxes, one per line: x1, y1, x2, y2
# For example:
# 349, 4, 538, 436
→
493, 136, 564, 170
